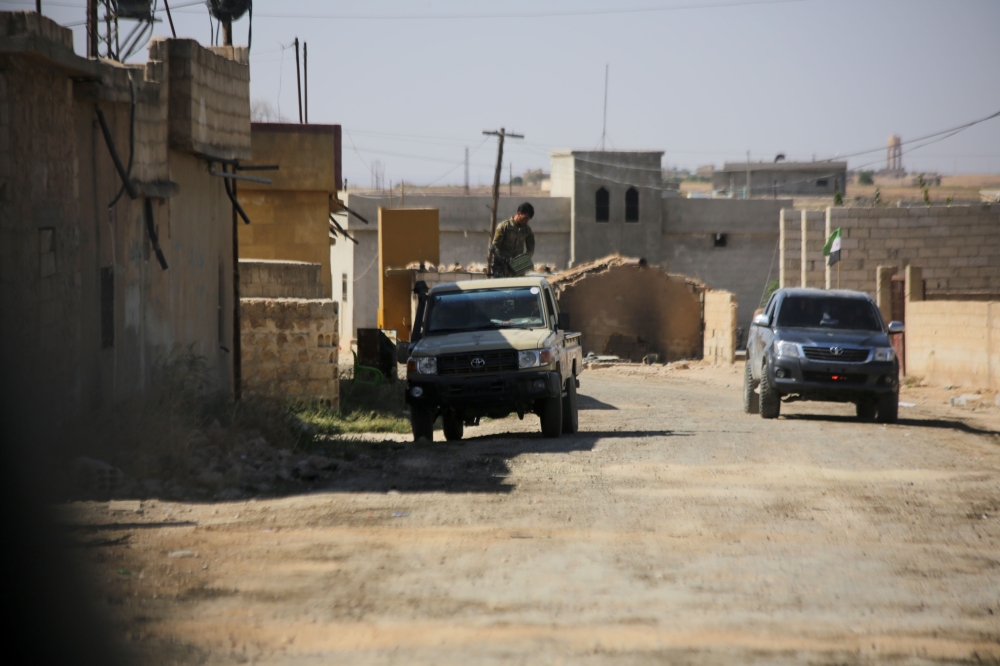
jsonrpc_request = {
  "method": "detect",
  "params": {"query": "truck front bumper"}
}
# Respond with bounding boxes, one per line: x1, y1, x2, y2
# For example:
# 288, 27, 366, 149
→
767, 355, 898, 400
406, 371, 562, 411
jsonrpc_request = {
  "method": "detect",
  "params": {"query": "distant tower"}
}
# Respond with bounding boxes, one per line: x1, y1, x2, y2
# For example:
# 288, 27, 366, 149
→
887, 135, 902, 172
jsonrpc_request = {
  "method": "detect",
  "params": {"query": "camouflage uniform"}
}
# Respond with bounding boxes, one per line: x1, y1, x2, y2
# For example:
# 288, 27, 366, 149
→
489, 217, 535, 277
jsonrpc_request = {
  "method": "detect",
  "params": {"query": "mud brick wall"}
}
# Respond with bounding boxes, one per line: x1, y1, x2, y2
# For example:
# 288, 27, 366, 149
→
239, 260, 325, 299
823, 204, 1000, 294
703, 290, 738, 365
241, 299, 340, 406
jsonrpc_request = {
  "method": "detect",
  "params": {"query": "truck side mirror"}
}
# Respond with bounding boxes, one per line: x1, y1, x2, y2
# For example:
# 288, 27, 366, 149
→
887, 321, 905, 334
557, 312, 570, 330
752, 313, 770, 327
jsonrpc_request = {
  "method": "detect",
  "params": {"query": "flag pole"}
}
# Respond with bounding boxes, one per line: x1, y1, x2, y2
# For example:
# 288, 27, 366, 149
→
837, 261, 841, 289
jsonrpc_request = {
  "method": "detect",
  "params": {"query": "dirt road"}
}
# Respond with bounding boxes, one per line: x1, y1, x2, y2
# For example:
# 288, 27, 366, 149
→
70, 366, 1000, 665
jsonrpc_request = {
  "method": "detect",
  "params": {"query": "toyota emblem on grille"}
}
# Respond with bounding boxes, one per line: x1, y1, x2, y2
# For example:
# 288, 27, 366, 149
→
471, 357, 486, 369
830, 347, 844, 356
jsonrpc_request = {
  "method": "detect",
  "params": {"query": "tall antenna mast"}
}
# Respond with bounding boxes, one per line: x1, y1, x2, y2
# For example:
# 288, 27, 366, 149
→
600, 63, 609, 151
464, 147, 470, 195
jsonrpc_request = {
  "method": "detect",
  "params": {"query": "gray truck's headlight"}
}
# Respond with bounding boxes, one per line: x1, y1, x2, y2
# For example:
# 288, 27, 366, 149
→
872, 347, 896, 362
412, 356, 437, 375
774, 341, 801, 358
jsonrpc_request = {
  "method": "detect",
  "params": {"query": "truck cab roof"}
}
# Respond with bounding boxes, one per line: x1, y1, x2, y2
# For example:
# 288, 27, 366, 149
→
429, 277, 553, 294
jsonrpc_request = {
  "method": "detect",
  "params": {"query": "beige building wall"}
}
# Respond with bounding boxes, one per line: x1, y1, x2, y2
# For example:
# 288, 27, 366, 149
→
906, 298, 1000, 390
703, 290, 738, 365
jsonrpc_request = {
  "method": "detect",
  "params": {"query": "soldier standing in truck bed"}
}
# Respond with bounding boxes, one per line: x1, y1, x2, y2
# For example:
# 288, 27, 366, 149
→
489, 202, 535, 277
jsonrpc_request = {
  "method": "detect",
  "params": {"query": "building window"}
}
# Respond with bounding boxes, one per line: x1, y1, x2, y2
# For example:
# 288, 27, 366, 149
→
342, 273, 349, 302
816, 179, 828, 187
595, 187, 609, 222
39, 227, 56, 277
101, 266, 114, 349
625, 187, 639, 222
713, 233, 727, 247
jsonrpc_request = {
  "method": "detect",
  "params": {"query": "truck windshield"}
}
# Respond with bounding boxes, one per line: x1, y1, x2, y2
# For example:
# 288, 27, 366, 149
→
426, 287, 545, 333
776, 296, 883, 331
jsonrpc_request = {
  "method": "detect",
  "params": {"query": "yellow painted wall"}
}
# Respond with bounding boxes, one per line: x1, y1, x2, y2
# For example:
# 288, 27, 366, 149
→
378, 208, 439, 340
238, 189, 333, 297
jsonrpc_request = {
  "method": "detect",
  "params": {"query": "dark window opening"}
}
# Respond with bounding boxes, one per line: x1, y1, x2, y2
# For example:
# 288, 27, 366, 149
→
595, 187, 609, 222
39, 227, 56, 277
625, 187, 639, 222
342, 273, 349, 302
816, 179, 828, 187
713, 233, 727, 247
101, 266, 114, 349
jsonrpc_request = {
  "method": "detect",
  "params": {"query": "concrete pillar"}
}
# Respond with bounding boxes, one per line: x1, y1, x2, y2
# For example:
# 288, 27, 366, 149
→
779, 209, 788, 288
905, 264, 924, 303
800, 209, 808, 288
875, 265, 897, 322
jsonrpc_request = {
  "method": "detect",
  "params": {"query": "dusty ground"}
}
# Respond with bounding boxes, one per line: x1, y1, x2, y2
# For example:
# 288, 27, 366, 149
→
65, 365, 1000, 665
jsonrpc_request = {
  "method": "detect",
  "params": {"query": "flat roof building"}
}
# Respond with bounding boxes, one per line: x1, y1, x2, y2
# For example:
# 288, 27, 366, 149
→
712, 161, 848, 197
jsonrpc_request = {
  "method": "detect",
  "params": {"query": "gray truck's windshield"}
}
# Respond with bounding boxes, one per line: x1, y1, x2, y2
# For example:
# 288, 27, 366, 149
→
776, 296, 883, 331
426, 287, 545, 333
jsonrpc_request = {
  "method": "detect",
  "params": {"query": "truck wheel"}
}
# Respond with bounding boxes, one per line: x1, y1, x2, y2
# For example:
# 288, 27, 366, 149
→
743, 361, 759, 414
443, 411, 464, 441
410, 407, 435, 442
855, 400, 877, 420
562, 376, 579, 434
539, 395, 563, 438
759, 365, 781, 419
876, 391, 899, 424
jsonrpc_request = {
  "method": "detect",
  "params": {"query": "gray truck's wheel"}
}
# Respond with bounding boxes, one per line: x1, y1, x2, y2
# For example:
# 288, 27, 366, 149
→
759, 365, 781, 419
855, 400, 877, 420
562, 376, 579, 434
743, 361, 759, 414
443, 412, 464, 441
410, 407, 435, 442
877, 391, 899, 424
539, 395, 563, 438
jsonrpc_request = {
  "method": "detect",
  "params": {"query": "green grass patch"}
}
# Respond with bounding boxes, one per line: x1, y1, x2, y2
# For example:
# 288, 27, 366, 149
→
292, 376, 411, 435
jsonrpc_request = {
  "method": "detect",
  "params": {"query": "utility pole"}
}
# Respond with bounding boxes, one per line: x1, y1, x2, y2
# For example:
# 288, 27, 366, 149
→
483, 127, 524, 266
464, 147, 469, 195
294, 37, 303, 124
86, 0, 98, 57
601, 63, 609, 151
509, 162, 512, 196
222, 15, 232, 46
303, 42, 308, 123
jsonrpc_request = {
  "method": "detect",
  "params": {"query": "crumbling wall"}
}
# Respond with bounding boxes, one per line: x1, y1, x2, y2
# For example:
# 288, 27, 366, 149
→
241, 299, 340, 406
240, 260, 324, 299
703, 291, 738, 365
552, 258, 705, 362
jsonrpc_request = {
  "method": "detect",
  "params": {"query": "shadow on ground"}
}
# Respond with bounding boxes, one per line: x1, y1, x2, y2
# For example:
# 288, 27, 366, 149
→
781, 413, 1000, 437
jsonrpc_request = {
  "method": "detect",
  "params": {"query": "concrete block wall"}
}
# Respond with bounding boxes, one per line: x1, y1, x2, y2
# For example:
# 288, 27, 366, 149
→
906, 299, 999, 389
241, 299, 340, 406
154, 38, 251, 160
779, 209, 827, 288
703, 290, 737, 365
239, 260, 325, 299
824, 204, 1000, 294
779, 209, 800, 289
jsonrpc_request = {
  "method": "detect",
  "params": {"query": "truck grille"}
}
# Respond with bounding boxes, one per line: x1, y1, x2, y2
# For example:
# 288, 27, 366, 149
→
802, 346, 870, 363
438, 350, 519, 376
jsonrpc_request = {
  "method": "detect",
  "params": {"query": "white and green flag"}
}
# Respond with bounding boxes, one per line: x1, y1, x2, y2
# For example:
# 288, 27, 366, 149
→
823, 227, 842, 266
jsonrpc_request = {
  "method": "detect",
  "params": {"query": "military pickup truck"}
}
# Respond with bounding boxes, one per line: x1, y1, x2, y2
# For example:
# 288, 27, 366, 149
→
400, 277, 584, 441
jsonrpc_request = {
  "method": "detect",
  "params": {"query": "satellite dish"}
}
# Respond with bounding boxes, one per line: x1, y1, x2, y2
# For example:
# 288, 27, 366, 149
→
207, 0, 251, 22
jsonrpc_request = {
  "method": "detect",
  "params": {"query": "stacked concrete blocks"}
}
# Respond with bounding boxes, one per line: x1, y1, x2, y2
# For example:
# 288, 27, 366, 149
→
240, 260, 325, 299
703, 290, 738, 365
241, 299, 340, 406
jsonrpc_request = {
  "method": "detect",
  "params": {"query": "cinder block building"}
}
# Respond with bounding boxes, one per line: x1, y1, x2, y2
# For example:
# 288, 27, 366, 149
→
0, 12, 251, 422
712, 161, 848, 197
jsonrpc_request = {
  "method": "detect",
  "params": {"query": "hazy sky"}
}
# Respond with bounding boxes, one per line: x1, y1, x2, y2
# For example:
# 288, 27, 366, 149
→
18, 0, 1000, 187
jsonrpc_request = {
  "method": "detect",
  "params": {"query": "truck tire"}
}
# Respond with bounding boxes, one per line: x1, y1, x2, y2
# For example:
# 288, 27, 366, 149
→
759, 364, 781, 419
410, 407, 435, 442
562, 376, 579, 434
443, 411, 464, 441
876, 391, 899, 424
855, 400, 877, 420
743, 361, 759, 414
539, 395, 563, 438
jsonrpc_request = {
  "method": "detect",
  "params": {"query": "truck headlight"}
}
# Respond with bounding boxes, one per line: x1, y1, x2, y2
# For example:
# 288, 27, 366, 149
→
408, 356, 437, 375
774, 341, 802, 358
519, 348, 556, 369
872, 347, 896, 362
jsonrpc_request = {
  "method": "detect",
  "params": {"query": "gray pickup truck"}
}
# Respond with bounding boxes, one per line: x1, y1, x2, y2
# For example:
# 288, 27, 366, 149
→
744, 288, 904, 423
401, 277, 583, 441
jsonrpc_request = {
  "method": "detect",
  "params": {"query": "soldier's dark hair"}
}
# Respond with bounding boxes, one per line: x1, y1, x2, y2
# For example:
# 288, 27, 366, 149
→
517, 202, 535, 219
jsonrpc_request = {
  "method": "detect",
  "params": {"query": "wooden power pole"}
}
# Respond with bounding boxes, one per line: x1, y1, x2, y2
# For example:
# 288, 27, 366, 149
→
483, 127, 523, 265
